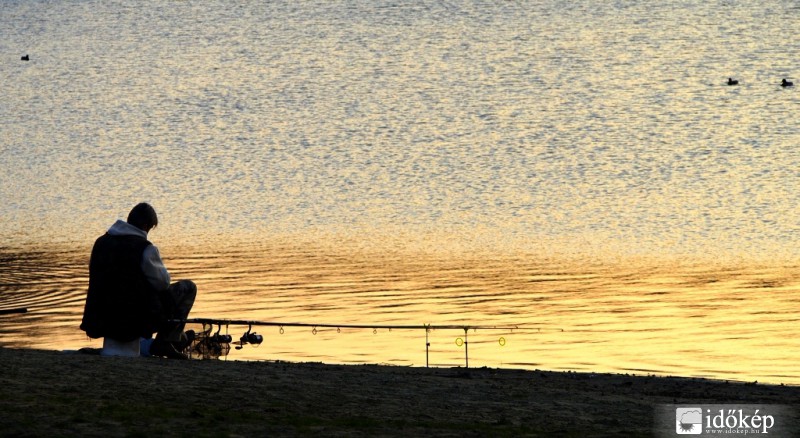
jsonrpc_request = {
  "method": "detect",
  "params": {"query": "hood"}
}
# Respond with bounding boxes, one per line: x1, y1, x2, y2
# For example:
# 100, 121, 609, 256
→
107, 219, 148, 239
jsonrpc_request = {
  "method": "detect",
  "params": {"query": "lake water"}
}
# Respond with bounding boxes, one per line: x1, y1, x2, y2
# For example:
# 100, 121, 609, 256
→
2, 0, 800, 384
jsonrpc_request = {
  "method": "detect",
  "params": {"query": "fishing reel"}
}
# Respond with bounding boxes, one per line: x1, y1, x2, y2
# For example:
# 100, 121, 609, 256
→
209, 332, 233, 344
236, 324, 263, 350
188, 324, 232, 359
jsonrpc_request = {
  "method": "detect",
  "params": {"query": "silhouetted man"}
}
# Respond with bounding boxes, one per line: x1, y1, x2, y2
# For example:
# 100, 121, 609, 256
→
80, 203, 196, 359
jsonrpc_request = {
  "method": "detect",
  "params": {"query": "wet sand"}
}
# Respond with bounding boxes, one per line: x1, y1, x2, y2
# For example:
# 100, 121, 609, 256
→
1, 348, 798, 437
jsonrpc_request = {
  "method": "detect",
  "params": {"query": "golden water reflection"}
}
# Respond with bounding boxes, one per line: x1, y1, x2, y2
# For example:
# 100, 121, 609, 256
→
1, 242, 798, 384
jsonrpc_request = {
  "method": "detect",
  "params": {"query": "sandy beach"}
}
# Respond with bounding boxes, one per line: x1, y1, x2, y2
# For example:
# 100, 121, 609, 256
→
1, 348, 798, 437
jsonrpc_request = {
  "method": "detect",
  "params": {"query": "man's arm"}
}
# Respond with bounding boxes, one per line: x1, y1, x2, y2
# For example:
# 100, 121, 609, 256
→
142, 245, 171, 292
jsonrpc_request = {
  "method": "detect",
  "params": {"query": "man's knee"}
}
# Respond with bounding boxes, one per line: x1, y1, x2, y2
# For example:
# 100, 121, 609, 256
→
169, 280, 197, 311
176, 279, 197, 297
170, 279, 196, 295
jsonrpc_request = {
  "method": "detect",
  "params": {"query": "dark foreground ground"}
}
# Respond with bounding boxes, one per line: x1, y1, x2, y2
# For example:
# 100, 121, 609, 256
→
1, 348, 798, 437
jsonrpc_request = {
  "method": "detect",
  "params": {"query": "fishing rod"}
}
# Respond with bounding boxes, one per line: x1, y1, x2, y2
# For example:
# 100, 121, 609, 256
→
181, 317, 524, 332
175, 317, 559, 367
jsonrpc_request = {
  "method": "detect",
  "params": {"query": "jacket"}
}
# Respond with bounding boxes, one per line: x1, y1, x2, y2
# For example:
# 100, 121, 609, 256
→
80, 220, 171, 341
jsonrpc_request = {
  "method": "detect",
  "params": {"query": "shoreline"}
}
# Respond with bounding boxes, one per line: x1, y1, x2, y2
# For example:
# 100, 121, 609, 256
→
2, 348, 799, 437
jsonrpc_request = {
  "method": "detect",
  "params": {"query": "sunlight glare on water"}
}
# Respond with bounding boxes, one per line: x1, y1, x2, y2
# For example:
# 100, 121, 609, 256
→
2, 241, 800, 384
